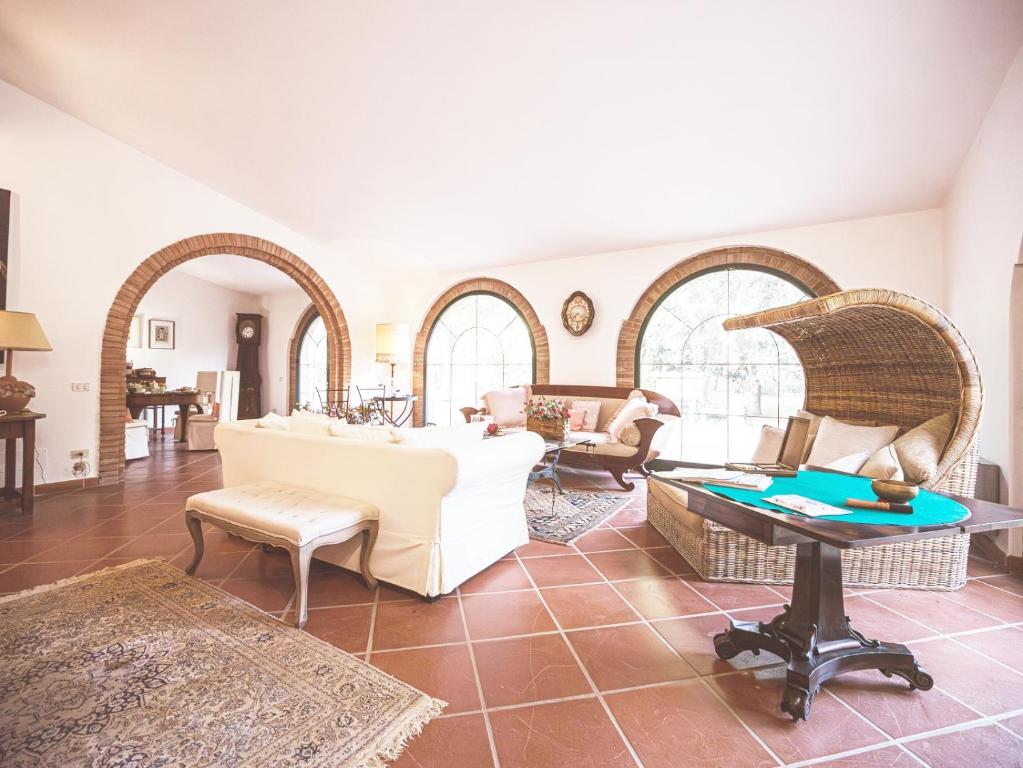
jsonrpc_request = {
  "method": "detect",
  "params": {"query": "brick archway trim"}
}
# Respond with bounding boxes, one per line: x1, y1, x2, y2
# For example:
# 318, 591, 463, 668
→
99, 233, 351, 483
615, 245, 841, 387
412, 277, 550, 426
287, 303, 328, 412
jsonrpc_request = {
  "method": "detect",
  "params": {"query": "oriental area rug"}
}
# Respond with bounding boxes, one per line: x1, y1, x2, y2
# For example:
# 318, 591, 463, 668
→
0, 559, 443, 768
524, 487, 629, 545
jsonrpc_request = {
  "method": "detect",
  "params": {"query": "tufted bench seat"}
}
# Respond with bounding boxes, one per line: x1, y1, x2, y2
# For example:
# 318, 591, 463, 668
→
184, 481, 379, 628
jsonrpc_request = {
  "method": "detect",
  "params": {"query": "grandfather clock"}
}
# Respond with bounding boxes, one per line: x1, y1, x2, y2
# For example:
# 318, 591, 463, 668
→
235, 314, 262, 419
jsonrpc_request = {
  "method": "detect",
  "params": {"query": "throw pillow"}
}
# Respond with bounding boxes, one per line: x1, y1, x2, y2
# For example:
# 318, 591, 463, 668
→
607, 390, 646, 425
482, 386, 531, 427
619, 424, 642, 447
824, 450, 873, 474
327, 422, 402, 442
893, 412, 955, 485
255, 411, 290, 431
571, 400, 602, 431
290, 409, 334, 436
859, 443, 904, 481
806, 416, 899, 468
750, 425, 785, 464
607, 396, 658, 442
568, 408, 586, 431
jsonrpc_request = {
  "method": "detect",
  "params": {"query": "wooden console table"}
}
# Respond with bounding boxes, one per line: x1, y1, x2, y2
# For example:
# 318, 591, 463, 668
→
653, 475, 1023, 721
127, 391, 203, 442
0, 411, 45, 515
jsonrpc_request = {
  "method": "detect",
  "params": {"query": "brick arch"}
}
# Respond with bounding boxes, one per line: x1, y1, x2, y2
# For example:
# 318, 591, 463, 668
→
287, 303, 327, 412
412, 277, 550, 426
99, 233, 351, 483
615, 245, 840, 386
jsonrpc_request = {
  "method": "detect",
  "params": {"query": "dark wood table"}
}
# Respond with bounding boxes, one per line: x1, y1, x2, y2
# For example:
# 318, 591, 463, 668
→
0, 410, 45, 515
127, 391, 203, 442
528, 436, 594, 494
653, 475, 1023, 721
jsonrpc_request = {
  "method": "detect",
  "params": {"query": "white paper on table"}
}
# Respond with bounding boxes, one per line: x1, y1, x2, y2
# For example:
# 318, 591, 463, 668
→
763, 494, 852, 517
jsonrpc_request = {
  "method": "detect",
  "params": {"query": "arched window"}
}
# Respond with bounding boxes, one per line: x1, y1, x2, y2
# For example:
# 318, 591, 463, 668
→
424, 292, 535, 426
638, 266, 813, 463
295, 312, 329, 410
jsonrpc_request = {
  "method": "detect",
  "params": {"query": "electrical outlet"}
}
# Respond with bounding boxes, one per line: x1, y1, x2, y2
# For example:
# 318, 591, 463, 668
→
71, 382, 91, 392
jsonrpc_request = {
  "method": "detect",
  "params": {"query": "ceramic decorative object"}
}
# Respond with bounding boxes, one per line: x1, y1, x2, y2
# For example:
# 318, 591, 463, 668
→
871, 478, 920, 504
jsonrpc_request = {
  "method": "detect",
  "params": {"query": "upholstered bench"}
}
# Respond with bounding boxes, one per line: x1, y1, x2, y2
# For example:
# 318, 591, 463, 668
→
184, 481, 379, 628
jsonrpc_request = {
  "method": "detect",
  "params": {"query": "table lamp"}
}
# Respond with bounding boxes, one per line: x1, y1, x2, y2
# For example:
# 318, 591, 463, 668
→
0, 311, 52, 413
375, 323, 409, 394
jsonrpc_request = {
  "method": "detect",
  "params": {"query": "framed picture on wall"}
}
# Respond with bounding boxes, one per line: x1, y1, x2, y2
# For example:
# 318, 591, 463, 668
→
127, 315, 143, 348
149, 319, 175, 349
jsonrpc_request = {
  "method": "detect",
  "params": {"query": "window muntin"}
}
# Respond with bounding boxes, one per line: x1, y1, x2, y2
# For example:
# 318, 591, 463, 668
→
296, 314, 328, 410
638, 267, 810, 463
424, 293, 534, 426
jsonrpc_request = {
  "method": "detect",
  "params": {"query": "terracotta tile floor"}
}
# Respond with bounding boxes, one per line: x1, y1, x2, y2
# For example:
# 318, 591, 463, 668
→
2, 440, 1022, 767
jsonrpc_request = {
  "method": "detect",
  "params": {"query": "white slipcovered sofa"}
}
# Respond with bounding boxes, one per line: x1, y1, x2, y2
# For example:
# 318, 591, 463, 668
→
214, 420, 545, 598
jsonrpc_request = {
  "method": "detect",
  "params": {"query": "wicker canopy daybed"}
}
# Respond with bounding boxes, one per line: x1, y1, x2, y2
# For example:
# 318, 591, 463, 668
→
647, 288, 983, 590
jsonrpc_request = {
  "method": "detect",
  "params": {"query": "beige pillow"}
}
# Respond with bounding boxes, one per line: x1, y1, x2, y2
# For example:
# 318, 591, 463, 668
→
289, 409, 334, 435
893, 412, 955, 485
806, 416, 899, 468
570, 399, 601, 431
482, 386, 531, 427
607, 390, 646, 424
750, 425, 785, 463
797, 410, 879, 462
619, 424, 642, 447
607, 396, 657, 441
860, 444, 904, 481
255, 412, 290, 431
824, 450, 872, 474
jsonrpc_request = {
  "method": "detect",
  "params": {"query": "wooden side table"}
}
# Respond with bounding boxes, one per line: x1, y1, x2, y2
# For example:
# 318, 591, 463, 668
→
0, 411, 45, 515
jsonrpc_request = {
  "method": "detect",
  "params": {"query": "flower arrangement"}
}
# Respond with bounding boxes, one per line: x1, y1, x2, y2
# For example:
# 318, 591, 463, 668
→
526, 396, 569, 422
526, 396, 570, 439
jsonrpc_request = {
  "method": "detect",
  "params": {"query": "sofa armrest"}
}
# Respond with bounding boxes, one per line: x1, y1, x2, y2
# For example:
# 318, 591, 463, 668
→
459, 406, 484, 423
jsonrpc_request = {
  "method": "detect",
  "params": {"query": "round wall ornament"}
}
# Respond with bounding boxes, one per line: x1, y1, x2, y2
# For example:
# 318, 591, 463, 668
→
561, 291, 595, 336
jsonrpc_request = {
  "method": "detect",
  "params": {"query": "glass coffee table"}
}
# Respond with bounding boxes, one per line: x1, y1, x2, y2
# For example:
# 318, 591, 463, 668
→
529, 437, 593, 494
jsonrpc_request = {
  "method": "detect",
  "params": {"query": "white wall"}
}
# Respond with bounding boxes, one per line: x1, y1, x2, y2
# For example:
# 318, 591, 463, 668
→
943, 44, 1023, 554
2, 72, 998, 497
130, 270, 262, 394
0, 79, 384, 482
384, 209, 945, 392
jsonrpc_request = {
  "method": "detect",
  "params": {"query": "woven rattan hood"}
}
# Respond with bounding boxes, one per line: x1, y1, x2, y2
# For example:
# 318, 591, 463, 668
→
723, 289, 983, 495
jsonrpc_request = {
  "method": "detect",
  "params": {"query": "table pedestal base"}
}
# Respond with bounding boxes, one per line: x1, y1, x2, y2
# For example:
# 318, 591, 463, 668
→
712, 541, 933, 721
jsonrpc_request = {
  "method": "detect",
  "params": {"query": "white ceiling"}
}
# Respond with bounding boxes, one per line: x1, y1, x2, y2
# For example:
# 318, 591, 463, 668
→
2, 1, 1022, 269
176, 254, 300, 296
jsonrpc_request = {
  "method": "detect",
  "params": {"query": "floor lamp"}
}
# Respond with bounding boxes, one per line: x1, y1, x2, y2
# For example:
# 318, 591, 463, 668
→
375, 323, 409, 394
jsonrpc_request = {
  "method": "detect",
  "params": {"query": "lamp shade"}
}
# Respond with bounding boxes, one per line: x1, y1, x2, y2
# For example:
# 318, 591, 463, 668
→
375, 323, 409, 364
0, 311, 52, 351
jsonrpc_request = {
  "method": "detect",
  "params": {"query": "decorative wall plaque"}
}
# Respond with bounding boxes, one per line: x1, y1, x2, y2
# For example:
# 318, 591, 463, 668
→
561, 291, 595, 336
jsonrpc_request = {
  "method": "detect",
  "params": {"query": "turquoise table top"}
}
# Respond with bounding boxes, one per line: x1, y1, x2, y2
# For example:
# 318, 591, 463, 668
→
704, 470, 970, 527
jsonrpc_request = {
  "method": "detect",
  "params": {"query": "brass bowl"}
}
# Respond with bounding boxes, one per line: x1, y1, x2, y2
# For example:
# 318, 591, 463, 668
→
871, 479, 920, 504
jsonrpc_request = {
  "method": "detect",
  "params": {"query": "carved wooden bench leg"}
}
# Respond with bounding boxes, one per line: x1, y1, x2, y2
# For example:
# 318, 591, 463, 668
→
289, 545, 314, 629
184, 511, 205, 575
360, 522, 379, 590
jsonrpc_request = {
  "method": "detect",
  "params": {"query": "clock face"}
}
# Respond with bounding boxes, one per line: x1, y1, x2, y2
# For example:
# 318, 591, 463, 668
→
240, 325, 255, 340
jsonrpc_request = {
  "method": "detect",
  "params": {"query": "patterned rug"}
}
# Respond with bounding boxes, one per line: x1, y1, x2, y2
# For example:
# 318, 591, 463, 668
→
0, 560, 443, 768
524, 487, 630, 545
